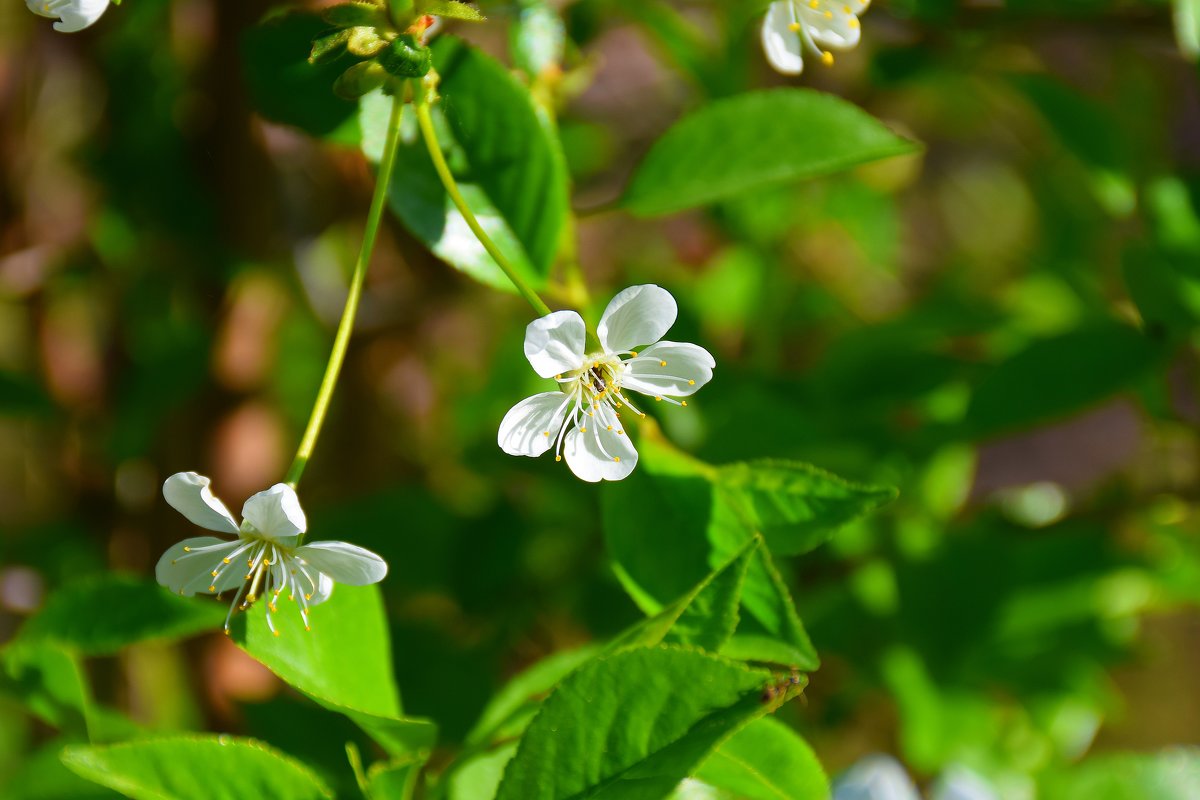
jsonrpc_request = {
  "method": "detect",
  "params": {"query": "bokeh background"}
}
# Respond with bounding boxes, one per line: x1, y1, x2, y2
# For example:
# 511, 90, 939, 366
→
3, 0, 1200, 796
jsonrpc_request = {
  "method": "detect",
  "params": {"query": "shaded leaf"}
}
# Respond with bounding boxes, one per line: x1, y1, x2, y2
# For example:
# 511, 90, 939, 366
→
672, 718, 828, 800
17, 575, 222, 656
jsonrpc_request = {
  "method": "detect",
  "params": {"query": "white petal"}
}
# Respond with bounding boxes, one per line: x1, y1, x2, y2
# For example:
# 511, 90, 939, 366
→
621, 342, 716, 398
32, 0, 110, 32
762, 2, 804, 75
498, 391, 572, 457
155, 537, 243, 596
308, 571, 336, 607
163, 472, 240, 534
297, 541, 388, 585
524, 310, 586, 378
597, 285, 678, 354
799, 3, 862, 50
563, 405, 638, 482
242, 484, 307, 541
833, 754, 920, 800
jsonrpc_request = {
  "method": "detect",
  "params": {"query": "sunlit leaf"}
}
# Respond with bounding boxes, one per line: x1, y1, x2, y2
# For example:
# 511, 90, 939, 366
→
61, 737, 334, 800
495, 645, 792, 800
621, 89, 917, 217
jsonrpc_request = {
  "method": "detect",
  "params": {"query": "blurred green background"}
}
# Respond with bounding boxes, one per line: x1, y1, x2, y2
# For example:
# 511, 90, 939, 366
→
2, 0, 1200, 796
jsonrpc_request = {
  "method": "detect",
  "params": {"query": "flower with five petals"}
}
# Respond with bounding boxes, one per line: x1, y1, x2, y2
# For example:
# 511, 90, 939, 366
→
155, 472, 388, 635
498, 285, 716, 482
26, 0, 109, 33
761, 0, 869, 75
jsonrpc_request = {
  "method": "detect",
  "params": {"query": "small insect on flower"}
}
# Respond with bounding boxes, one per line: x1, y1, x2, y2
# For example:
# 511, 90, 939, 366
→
155, 472, 388, 636
25, 0, 110, 33
498, 285, 716, 482
761, 0, 870, 75
760, 670, 805, 704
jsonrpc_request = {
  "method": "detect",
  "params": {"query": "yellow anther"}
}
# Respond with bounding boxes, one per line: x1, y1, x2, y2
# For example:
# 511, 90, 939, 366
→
305, 593, 312, 600
581, 426, 587, 432
655, 396, 663, 402
269, 603, 277, 613
556, 455, 562, 462
630, 351, 638, 357
809, 0, 819, 7
613, 457, 621, 463
183, 546, 191, 552
208, 585, 216, 592
682, 400, 688, 407
544, 431, 550, 437
660, 360, 667, 367
821, 51, 834, 65
848, 17, 859, 27
171, 559, 177, 565
825, 10, 833, 18
555, 374, 562, 380
618, 430, 624, 435
844, 3, 851, 10
688, 379, 696, 385
789, 22, 802, 32
223, 557, 231, 564
247, 593, 257, 602
273, 631, 281, 637
607, 425, 613, 431
640, 412, 647, 418
211, 569, 219, 577
588, 411, 594, 417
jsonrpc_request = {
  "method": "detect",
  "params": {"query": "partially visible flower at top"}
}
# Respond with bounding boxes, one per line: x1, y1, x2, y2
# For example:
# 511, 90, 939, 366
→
25, 0, 109, 33
761, 0, 869, 75
498, 285, 716, 483
155, 472, 388, 635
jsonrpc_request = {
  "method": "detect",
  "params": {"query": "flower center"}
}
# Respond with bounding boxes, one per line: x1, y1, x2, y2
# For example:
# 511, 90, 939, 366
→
576, 352, 624, 402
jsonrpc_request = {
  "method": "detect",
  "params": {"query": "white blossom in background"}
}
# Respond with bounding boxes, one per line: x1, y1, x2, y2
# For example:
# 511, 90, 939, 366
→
26, 0, 110, 33
498, 285, 716, 483
833, 754, 920, 800
155, 472, 387, 635
761, 0, 869, 75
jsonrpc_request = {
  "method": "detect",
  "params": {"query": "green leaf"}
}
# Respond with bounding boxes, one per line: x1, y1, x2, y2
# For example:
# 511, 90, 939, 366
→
713, 461, 898, 557
1039, 748, 1200, 799
366, 93, 544, 293
367, 755, 424, 800
429, 38, 568, 277
674, 718, 828, 800
604, 432, 887, 669
967, 323, 1164, 437
417, 0, 486, 21
466, 645, 602, 746
448, 743, 518, 800
0, 641, 89, 734
61, 737, 334, 800
16, 575, 222, 655
607, 536, 757, 655
322, 2, 389, 27
242, 12, 360, 139
233, 585, 437, 758
495, 645, 793, 800
621, 89, 917, 217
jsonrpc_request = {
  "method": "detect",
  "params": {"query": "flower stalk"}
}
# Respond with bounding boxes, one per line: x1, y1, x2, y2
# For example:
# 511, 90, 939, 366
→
284, 91, 406, 490
412, 78, 554, 318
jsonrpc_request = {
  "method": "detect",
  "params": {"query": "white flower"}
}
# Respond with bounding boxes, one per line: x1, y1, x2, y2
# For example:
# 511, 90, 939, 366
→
26, 0, 110, 33
761, 0, 869, 75
498, 285, 715, 483
155, 472, 388, 635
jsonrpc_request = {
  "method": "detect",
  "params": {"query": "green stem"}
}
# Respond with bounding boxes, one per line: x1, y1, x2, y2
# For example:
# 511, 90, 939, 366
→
284, 93, 405, 489
413, 89, 553, 318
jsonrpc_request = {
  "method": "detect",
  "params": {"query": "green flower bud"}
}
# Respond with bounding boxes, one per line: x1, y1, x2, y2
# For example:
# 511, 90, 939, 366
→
377, 34, 432, 78
334, 61, 389, 99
